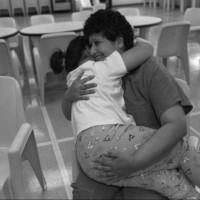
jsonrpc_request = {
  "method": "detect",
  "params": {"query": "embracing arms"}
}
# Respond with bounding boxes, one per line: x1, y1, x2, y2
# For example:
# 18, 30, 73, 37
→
121, 37, 153, 71
93, 103, 187, 179
62, 71, 97, 120
62, 38, 153, 120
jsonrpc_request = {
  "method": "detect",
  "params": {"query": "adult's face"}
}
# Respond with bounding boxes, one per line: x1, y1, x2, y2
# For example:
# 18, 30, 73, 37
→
89, 33, 123, 61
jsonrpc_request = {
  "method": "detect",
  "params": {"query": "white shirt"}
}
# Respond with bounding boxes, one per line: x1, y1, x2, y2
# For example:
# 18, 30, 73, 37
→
67, 51, 135, 137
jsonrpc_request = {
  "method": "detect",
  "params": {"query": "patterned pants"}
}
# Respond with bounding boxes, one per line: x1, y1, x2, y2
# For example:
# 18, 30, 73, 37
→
76, 124, 200, 199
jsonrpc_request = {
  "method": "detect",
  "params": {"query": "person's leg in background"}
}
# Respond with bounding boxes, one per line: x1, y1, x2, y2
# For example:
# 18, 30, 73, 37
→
123, 187, 168, 200
72, 166, 121, 200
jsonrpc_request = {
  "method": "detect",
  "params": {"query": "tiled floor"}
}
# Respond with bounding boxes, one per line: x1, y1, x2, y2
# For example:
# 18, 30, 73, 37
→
11, 4, 200, 199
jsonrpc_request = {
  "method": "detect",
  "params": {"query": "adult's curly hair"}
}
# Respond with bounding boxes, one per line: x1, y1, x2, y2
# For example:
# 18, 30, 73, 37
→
83, 9, 134, 50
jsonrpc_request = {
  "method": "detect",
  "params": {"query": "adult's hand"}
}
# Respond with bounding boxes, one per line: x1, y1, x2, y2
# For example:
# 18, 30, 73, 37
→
93, 151, 136, 183
66, 70, 97, 102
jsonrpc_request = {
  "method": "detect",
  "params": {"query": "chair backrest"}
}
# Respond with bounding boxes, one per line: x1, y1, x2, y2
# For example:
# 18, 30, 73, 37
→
0, 17, 16, 28
39, 32, 77, 75
30, 14, 55, 26
93, 3, 106, 13
0, 76, 26, 147
79, 0, 92, 11
71, 11, 91, 21
24, 0, 39, 15
38, 0, 52, 14
0, 0, 12, 16
0, 17, 19, 44
117, 7, 140, 16
156, 21, 190, 57
184, 8, 200, 27
10, 0, 25, 16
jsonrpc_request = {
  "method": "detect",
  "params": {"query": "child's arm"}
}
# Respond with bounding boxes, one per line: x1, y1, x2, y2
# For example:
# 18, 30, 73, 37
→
121, 38, 153, 72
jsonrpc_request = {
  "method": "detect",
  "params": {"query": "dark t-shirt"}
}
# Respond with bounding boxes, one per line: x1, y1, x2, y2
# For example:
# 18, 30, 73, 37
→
122, 57, 192, 129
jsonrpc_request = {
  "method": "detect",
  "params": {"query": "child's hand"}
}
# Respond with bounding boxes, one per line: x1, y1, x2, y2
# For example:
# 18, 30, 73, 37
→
66, 70, 97, 102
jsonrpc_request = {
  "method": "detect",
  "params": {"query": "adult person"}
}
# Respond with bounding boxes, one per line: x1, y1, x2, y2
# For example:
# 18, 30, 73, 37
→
62, 10, 196, 200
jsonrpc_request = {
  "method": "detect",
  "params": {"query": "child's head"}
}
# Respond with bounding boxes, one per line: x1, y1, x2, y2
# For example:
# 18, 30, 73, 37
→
83, 9, 134, 51
50, 35, 89, 74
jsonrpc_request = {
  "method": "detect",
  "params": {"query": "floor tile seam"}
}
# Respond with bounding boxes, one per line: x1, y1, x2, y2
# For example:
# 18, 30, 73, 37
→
37, 137, 75, 147
40, 105, 72, 199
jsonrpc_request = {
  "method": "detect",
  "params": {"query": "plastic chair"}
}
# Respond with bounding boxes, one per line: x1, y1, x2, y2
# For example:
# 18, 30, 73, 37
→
92, 3, 106, 13
117, 8, 140, 16
79, 0, 93, 11
143, 0, 157, 8
0, 39, 21, 84
33, 32, 77, 105
0, 0, 12, 16
0, 17, 25, 72
38, 0, 52, 14
0, 76, 46, 199
10, 0, 25, 16
163, 0, 175, 11
71, 11, 91, 21
156, 21, 190, 85
30, 14, 55, 26
184, 8, 200, 45
30, 14, 55, 48
24, 0, 39, 15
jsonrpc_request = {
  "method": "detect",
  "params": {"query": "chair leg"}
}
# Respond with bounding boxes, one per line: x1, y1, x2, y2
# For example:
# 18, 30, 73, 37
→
17, 35, 26, 73
143, 0, 147, 7
2, 177, 13, 199
153, 0, 157, 8
163, 58, 168, 67
171, 0, 175, 9
192, 0, 196, 7
23, 131, 47, 191
167, 0, 170, 10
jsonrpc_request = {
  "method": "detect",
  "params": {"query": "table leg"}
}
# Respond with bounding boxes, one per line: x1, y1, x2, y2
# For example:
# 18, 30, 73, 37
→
18, 35, 26, 73
180, 0, 184, 13
192, 0, 196, 7
139, 27, 150, 40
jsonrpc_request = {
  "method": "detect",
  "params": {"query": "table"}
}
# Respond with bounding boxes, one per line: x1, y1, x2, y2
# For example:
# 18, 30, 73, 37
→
0, 27, 18, 39
126, 16, 162, 39
20, 21, 84, 37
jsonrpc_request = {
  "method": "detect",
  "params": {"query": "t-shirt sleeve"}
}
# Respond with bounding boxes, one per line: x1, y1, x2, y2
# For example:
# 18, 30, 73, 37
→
94, 51, 127, 78
148, 61, 192, 119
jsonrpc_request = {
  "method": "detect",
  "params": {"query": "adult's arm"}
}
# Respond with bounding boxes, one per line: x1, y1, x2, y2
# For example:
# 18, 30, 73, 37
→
121, 38, 153, 71
62, 38, 153, 120
92, 104, 187, 179
62, 71, 97, 120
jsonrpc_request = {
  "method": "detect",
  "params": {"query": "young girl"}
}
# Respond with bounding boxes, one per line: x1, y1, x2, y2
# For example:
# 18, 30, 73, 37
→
51, 36, 200, 199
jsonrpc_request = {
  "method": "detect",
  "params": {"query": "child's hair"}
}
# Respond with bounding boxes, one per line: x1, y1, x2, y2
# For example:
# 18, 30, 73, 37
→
50, 35, 89, 74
